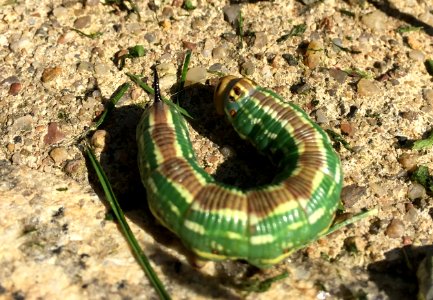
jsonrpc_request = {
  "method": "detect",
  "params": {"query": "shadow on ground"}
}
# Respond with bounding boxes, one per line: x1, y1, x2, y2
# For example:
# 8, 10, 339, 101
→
366, 0, 433, 36
368, 244, 433, 299
83, 81, 276, 297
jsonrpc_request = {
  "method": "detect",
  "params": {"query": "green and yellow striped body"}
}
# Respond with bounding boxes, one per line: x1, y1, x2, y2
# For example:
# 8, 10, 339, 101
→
136, 75, 342, 268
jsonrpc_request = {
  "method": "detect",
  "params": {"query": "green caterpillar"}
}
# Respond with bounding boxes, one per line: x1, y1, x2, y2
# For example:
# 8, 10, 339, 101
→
136, 71, 343, 268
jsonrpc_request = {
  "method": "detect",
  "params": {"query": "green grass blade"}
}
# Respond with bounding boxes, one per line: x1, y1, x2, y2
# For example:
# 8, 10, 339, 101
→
94, 83, 130, 129
126, 72, 193, 119
85, 145, 171, 300
179, 50, 192, 94
413, 130, 433, 150
323, 208, 378, 236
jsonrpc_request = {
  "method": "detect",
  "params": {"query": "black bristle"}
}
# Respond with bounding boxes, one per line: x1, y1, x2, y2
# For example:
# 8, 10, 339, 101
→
153, 69, 162, 103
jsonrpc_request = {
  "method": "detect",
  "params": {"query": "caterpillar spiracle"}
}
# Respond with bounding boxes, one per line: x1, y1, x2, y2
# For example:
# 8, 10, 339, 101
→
136, 71, 343, 268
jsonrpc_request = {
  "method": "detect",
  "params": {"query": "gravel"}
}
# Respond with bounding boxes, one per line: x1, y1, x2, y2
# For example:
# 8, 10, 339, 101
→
1, 1, 433, 299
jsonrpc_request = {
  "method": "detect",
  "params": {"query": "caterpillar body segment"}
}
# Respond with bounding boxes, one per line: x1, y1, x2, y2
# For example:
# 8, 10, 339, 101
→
137, 74, 343, 268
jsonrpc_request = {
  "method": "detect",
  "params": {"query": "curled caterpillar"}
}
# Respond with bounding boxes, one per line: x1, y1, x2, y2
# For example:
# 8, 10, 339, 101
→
136, 71, 343, 268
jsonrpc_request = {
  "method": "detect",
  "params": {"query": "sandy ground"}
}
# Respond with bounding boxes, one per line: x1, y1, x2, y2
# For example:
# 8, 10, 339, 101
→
1, 0, 433, 299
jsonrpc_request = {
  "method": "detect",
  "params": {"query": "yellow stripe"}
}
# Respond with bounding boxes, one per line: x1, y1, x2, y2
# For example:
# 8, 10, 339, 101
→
184, 220, 205, 235
250, 234, 275, 245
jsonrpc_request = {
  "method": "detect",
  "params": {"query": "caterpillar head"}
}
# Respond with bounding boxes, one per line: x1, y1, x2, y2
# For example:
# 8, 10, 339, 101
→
214, 76, 255, 121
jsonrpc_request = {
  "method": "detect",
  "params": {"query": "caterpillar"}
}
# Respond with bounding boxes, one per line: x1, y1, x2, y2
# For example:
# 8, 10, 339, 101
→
136, 71, 343, 268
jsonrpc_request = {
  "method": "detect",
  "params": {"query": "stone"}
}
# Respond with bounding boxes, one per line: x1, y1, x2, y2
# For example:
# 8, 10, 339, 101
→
43, 122, 65, 145
253, 32, 267, 49
41, 66, 62, 82
304, 40, 324, 69
240, 61, 255, 76
11, 115, 33, 133
361, 10, 387, 32
341, 184, 367, 208
185, 67, 207, 86
49, 147, 69, 164
94, 63, 110, 76
9, 82, 22, 96
73, 15, 91, 29
408, 49, 425, 61
407, 183, 426, 200
397, 153, 418, 172
385, 219, 405, 238
357, 78, 380, 97
91, 130, 109, 149
212, 46, 228, 59
223, 5, 240, 26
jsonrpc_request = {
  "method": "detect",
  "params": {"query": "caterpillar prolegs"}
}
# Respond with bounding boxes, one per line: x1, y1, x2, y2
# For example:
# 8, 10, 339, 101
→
136, 72, 343, 268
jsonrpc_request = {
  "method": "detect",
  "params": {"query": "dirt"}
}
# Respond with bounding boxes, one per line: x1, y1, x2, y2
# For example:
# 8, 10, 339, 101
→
1, 0, 433, 299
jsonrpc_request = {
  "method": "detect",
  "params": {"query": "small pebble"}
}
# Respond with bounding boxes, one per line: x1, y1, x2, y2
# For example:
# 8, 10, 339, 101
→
223, 5, 240, 26
11, 153, 21, 165
130, 87, 143, 101
208, 63, 223, 72
220, 146, 236, 158
357, 78, 380, 97
73, 15, 91, 29
408, 183, 426, 200
9, 82, 22, 96
304, 40, 324, 69
185, 67, 207, 86
159, 19, 171, 30
91, 47, 104, 58
400, 110, 418, 121
422, 89, 433, 106
329, 68, 347, 84
49, 147, 69, 164
161, 6, 174, 19
408, 50, 425, 62
53, 7, 68, 19
340, 121, 355, 136
11, 115, 33, 133
126, 23, 141, 34
41, 66, 62, 82
341, 184, 367, 208
212, 46, 228, 59
344, 236, 366, 252
9, 37, 31, 53
361, 10, 387, 32
62, 0, 80, 7
397, 153, 418, 172
314, 109, 328, 124
406, 34, 422, 50
253, 32, 267, 49
191, 18, 206, 30
85, 0, 99, 6
64, 159, 85, 179
171, 0, 183, 7
207, 154, 219, 165
94, 63, 110, 76
144, 32, 156, 43
159, 74, 177, 90
282, 54, 297, 66
0, 35, 7, 47
91, 130, 109, 149
43, 122, 65, 145
57, 31, 74, 44
6, 143, 15, 152
404, 205, 418, 223
156, 63, 176, 76
240, 61, 255, 76
77, 61, 93, 72
182, 40, 197, 50
385, 219, 405, 238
